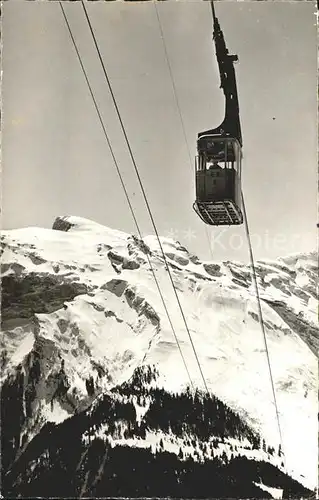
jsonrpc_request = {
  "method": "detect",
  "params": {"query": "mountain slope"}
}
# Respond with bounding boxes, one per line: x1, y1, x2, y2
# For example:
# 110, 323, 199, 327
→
1, 215, 318, 496
2, 367, 312, 499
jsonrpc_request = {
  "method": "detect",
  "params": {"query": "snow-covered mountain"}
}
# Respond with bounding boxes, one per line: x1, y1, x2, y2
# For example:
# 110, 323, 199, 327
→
1, 215, 318, 498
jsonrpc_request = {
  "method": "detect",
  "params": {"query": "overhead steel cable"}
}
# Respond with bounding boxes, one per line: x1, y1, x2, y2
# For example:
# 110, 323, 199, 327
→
154, 2, 234, 383
241, 190, 286, 469
208, 0, 285, 464
153, 2, 216, 263
59, 1, 194, 392
210, 0, 217, 23
80, 0, 209, 394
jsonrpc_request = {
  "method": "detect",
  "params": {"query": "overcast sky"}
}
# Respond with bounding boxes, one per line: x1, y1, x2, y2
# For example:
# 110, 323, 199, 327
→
2, 1, 317, 262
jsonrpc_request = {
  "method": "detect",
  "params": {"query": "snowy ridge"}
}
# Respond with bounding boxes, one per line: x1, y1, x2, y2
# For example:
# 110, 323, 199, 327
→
1, 215, 318, 495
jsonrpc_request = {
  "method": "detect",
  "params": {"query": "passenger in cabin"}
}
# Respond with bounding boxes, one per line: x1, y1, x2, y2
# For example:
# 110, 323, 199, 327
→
208, 161, 222, 170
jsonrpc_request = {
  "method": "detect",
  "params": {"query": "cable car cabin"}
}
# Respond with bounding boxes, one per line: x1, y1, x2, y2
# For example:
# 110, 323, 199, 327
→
193, 136, 243, 226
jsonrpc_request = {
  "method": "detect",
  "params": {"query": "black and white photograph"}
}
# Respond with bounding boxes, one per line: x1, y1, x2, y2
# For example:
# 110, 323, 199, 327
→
1, 1, 318, 498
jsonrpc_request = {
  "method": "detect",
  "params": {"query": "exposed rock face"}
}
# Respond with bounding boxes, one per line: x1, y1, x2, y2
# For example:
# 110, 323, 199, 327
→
1, 216, 317, 497
263, 299, 319, 358
52, 216, 75, 232
2, 273, 88, 322
203, 262, 223, 277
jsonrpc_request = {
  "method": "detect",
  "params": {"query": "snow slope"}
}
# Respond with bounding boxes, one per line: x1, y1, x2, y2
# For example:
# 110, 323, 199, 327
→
1, 215, 318, 492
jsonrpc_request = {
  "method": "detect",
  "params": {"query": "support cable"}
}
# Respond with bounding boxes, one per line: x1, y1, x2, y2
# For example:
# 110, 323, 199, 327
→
59, 1, 194, 391
154, 1, 216, 263
80, 0, 209, 394
209, 1, 284, 461
210, 0, 217, 22
154, 3, 233, 360
241, 190, 286, 468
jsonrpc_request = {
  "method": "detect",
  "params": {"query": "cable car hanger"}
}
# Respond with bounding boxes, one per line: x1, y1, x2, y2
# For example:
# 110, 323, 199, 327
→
200, 1, 242, 146
193, 0, 244, 227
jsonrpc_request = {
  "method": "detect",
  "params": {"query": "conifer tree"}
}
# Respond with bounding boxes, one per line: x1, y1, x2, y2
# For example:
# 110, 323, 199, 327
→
262, 438, 267, 452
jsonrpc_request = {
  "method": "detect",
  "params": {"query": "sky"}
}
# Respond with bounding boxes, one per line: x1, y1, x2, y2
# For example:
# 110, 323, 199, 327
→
2, 1, 318, 263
